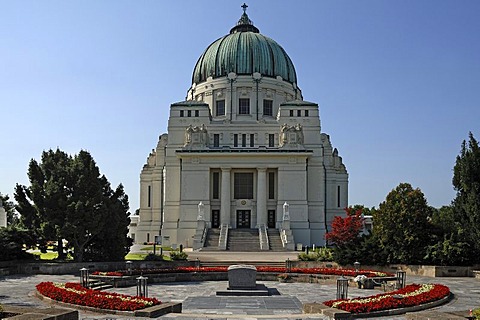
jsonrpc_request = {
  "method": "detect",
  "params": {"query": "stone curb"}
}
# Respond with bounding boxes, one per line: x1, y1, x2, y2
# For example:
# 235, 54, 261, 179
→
35, 290, 182, 318
303, 293, 453, 319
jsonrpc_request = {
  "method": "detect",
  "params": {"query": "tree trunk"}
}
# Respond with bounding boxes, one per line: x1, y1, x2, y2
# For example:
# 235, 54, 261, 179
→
57, 238, 66, 260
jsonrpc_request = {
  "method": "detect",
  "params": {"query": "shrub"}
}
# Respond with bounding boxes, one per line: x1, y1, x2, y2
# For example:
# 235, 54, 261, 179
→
298, 247, 334, 261
144, 253, 164, 261
472, 308, 480, 319
169, 251, 188, 260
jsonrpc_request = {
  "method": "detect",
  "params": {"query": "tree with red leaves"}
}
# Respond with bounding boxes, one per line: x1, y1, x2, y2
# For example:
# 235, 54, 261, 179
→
325, 207, 364, 247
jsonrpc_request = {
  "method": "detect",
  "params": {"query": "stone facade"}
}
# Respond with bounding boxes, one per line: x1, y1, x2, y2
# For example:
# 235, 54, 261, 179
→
129, 8, 348, 248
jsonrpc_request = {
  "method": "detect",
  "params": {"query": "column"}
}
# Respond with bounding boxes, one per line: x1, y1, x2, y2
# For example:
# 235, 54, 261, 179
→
257, 168, 267, 227
220, 167, 231, 226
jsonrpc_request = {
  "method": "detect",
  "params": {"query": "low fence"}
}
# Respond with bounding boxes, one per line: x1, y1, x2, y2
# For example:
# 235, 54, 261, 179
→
0, 259, 478, 278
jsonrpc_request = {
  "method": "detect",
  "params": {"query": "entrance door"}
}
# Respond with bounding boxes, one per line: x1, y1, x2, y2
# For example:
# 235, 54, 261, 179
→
267, 210, 276, 228
236, 210, 251, 228
211, 210, 220, 228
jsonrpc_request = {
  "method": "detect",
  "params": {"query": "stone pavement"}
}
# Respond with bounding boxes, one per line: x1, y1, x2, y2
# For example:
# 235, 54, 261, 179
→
1, 271, 479, 320
0, 250, 478, 319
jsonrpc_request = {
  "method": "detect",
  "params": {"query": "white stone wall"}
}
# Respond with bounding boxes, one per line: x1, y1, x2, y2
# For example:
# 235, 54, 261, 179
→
131, 73, 348, 248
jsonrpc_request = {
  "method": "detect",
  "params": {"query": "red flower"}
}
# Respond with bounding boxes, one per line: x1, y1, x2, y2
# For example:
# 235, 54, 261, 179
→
36, 282, 161, 311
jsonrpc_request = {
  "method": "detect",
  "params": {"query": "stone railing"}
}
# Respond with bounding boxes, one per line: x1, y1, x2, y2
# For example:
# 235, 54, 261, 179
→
192, 220, 207, 250
258, 224, 269, 251
218, 224, 229, 250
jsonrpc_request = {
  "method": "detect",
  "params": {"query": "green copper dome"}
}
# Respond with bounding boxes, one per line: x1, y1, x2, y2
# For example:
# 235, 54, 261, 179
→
192, 6, 297, 85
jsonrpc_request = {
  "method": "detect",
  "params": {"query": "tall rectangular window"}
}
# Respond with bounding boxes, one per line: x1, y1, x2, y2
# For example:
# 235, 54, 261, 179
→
180, 110, 184, 117
250, 134, 254, 147
268, 172, 275, 199
234, 173, 254, 199
195, 110, 199, 117
239, 98, 250, 114
187, 110, 192, 117
305, 110, 309, 117
212, 172, 220, 199
297, 110, 301, 117
337, 185, 341, 207
242, 134, 246, 147
216, 100, 225, 116
263, 99, 273, 116
213, 134, 220, 147
289, 110, 294, 117
233, 134, 238, 147
268, 134, 274, 147
147, 185, 151, 207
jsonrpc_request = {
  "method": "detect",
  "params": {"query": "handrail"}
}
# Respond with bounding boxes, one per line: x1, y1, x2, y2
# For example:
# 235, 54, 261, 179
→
218, 224, 228, 250
258, 224, 269, 250
200, 225, 207, 247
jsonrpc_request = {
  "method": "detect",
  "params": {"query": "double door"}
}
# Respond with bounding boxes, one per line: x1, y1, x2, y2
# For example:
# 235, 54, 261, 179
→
236, 210, 251, 228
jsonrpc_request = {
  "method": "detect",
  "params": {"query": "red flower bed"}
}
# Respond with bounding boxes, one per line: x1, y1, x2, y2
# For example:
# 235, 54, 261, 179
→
92, 266, 392, 278
324, 283, 450, 314
36, 282, 161, 311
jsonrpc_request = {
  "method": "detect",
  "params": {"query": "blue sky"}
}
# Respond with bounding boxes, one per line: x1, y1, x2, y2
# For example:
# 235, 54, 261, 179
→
1, 1, 479, 212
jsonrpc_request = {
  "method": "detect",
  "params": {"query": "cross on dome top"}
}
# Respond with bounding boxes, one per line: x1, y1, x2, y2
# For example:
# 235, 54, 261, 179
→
230, 3, 259, 34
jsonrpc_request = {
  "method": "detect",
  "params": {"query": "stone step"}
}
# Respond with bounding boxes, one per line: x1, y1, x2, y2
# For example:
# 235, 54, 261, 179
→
200, 261, 287, 267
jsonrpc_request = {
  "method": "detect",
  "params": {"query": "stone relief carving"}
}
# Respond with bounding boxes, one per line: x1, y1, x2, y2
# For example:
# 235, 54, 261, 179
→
184, 124, 208, 148
280, 123, 304, 147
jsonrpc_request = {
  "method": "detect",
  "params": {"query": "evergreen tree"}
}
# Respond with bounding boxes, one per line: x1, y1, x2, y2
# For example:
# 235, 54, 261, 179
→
14, 149, 132, 262
373, 183, 433, 264
15, 149, 71, 257
451, 132, 480, 263
0, 193, 19, 225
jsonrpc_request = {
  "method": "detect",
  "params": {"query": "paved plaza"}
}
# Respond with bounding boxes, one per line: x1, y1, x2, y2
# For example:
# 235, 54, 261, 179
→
0, 253, 479, 319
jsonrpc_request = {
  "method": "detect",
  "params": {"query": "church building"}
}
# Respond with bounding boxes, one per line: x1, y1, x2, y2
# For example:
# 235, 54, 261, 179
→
129, 5, 348, 250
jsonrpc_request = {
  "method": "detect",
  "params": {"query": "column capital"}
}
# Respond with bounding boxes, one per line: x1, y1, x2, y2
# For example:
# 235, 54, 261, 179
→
257, 167, 267, 172
221, 167, 231, 172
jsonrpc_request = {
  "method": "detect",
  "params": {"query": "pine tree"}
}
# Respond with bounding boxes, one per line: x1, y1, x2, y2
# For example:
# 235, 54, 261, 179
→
452, 132, 480, 262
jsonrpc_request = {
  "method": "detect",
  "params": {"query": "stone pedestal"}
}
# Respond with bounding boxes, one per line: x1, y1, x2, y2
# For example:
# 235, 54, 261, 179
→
228, 265, 257, 290
216, 264, 269, 296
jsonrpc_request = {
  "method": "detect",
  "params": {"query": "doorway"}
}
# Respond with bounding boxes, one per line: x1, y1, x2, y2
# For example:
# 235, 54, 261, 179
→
236, 210, 251, 228
267, 210, 276, 228
211, 210, 220, 228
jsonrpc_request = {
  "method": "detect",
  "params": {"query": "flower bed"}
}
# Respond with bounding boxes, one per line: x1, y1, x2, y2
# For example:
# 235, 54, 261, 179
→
324, 283, 450, 314
36, 282, 161, 311
92, 266, 391, 278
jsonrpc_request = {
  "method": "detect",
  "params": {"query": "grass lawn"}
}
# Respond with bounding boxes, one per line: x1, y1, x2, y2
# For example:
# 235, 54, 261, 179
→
32, 251, 73, 260
140, 246, 172, 251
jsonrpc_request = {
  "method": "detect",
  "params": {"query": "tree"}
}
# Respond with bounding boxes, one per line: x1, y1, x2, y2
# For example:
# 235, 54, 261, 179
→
0, 193, 19, 226
425, 205, 472, 266
15, 149, 71, 258
325, 207, 364, 247
451, 132, 480, 263
0, 226, 36, 261
325, 206, 385, 265
373, 183, 433, 264
14, 149, 132, 262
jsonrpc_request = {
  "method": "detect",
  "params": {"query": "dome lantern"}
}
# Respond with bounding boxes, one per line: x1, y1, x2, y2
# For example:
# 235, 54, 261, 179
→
192, 4, 297, 86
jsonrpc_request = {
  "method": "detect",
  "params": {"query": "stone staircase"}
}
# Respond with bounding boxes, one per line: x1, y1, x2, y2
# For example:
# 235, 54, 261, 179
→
201, 228, 221, 251
267, 229, 287, 251
227, 229, 260, 251
88, 279, 113, 291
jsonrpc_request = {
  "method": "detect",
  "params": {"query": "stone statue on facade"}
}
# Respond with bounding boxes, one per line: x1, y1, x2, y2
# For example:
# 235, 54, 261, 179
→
279, 123, 304, 147
184, 124, 209, 148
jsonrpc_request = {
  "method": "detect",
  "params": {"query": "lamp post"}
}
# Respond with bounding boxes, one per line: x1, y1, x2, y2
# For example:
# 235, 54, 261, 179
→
136, 276, 148, 297
126, 261, 133, 275
336, 276, 348, 300
396, 270, 406, 289
354, 261, 361, 273
80, 268, 89, 288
